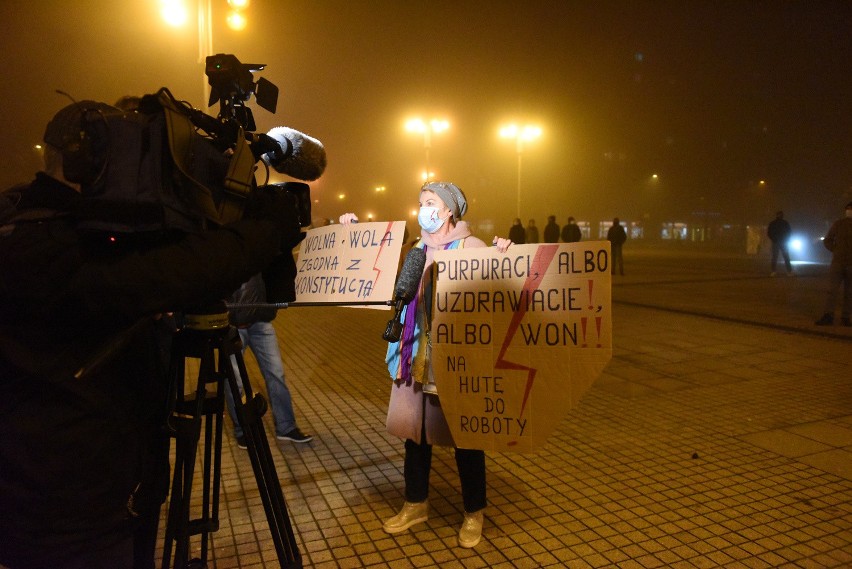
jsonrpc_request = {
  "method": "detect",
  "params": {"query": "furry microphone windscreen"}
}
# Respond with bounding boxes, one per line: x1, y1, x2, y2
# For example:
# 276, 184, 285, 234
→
264, 126, 327, 181
395, 247, 426, 302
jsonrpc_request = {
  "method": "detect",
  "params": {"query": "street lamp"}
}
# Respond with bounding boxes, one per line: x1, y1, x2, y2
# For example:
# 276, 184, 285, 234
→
405, 117, 449, 183
500, 123, 541, 218
159, 0, 250, 108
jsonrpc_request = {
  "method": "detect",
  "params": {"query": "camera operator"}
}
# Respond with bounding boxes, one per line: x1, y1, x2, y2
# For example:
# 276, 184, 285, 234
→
0, 101, 302, 569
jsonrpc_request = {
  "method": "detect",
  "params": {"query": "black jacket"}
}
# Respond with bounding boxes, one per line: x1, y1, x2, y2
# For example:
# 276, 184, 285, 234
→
0, 173, 286, 567
509, 223, 526, 244
543, 221, 560, 243
607, 224, 627, 246
767, 218, 791, 243
229, 273, 276, 326
561, 223, 582, 243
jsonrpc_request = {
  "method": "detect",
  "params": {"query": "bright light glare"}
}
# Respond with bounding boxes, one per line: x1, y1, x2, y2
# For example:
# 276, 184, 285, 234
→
521, 125, 542, 141
430, 119, 449, 133
406, 118, 449, 133
789, 237, 804, 253
227, 11, 247, 30
499, 124, 518, 138
228, 0, 250, 8
160, 0, 189, 27
405, 118, 426, 133
500, 124, 542, 141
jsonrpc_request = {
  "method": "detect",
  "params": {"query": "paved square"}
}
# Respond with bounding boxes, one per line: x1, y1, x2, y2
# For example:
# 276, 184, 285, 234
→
156, 249, 852, 568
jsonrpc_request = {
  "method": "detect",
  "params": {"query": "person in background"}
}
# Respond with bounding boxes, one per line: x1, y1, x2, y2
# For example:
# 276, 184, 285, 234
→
607, 217, 627, 275
225, 273, 312, 449
767, 210, 794, 276
525, 218, 539, 244
815, 201, 852, 326
543, 214, 560, 243
339, 181, 513, 549
508, 217, 526, 244
561, 216, 582, 243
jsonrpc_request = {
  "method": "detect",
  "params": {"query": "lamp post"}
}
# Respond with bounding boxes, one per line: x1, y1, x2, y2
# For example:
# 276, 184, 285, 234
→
160, 0, 250, 108
500, 123, 541, 218
405, 118, 449, 183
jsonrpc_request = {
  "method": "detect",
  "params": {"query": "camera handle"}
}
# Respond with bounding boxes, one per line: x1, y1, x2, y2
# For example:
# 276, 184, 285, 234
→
161, 305, 301, 569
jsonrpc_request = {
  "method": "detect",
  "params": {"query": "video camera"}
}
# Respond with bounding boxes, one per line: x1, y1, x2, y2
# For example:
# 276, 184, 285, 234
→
59, 53, 324, 237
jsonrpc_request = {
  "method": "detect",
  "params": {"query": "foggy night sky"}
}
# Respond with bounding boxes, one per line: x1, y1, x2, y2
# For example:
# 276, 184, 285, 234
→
1, 1, 850, 235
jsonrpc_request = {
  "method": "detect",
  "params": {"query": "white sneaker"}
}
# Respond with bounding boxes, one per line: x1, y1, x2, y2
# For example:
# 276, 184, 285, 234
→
458, 510, 484, 548
383, 501, 428, 534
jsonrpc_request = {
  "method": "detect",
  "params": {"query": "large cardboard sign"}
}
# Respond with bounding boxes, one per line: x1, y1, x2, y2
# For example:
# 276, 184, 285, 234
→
294, 221, 405, 307
432, 242, 612, 453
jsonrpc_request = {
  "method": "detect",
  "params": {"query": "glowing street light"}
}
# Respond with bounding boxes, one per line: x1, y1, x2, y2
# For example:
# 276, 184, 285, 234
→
500, 123, 542, 218
159, 0, 250, 107
405, 117, 449, 183
160, 1, 190, 26
226, 0, 250, 30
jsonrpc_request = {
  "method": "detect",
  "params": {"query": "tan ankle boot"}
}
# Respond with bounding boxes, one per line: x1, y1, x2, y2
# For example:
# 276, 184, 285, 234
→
458, 509, 484, 548
383, 501, 428, 534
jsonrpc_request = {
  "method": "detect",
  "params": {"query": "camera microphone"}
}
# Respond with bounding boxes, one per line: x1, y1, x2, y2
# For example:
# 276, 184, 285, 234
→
383, 247, 427, 343
262, 126, 327, 181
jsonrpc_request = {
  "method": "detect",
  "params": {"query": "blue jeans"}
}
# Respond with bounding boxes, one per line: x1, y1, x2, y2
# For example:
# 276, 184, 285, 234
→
224, 321, 296, 438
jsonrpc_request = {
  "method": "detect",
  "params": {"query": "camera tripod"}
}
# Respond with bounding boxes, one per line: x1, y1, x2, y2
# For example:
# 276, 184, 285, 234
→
161, 303, 301, 569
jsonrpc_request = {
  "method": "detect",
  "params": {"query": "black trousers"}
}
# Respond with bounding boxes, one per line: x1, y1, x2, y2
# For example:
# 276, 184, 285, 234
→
403, 437, 486, 513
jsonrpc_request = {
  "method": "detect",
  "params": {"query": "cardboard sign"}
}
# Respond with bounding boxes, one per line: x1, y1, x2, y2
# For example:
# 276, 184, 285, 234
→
431, 242, 612, 453
294, 221, 405, 308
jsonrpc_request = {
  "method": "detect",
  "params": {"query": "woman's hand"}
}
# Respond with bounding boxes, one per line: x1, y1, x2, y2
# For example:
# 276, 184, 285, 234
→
492, 236, 513, 253
338, 212, 359, 225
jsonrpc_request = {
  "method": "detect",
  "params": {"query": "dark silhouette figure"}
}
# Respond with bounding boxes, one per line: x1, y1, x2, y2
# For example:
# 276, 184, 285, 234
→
606, 217, 627, 275
815, 202, 852, 326
767, 210, 793, 276
509, 218, 526, 244
525, 219, 539, 243
561, 217, 582, 243
543, 215, 560, 243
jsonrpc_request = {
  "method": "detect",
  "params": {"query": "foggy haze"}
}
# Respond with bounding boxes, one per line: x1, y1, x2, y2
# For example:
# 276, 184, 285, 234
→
1, 0, 850, 236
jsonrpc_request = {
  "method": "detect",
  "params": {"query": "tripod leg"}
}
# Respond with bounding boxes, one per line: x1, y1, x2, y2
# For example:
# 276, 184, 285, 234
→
226, 333, 302, 568
162, 335, 224, 569
162, 325, 301, 569
162, 337, 190, 569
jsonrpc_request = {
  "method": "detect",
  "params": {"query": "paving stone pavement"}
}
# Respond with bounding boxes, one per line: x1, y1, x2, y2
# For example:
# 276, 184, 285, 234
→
157, 246, 852, 568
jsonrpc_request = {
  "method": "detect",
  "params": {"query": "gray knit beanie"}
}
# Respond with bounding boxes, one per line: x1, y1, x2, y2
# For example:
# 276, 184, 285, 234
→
420, 181, 467, 220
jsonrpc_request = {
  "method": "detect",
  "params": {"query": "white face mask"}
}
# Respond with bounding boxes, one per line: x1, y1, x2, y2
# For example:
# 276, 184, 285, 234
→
418, 206, 447, 233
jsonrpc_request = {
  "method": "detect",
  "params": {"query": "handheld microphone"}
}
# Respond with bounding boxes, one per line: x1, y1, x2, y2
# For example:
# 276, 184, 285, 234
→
383, 247, 427, 342
262, 126, 327, 181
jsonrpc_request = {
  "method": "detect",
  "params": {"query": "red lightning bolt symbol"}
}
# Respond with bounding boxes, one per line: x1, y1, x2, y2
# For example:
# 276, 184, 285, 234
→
494, 244, 559, 444
371, 221, 397, 286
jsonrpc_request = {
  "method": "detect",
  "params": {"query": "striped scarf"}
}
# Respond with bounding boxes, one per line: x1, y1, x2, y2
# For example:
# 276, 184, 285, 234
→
386, 239, 463, 383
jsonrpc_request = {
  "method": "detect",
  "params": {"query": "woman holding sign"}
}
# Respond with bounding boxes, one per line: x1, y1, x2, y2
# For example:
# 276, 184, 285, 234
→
340, 181, 512, 548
